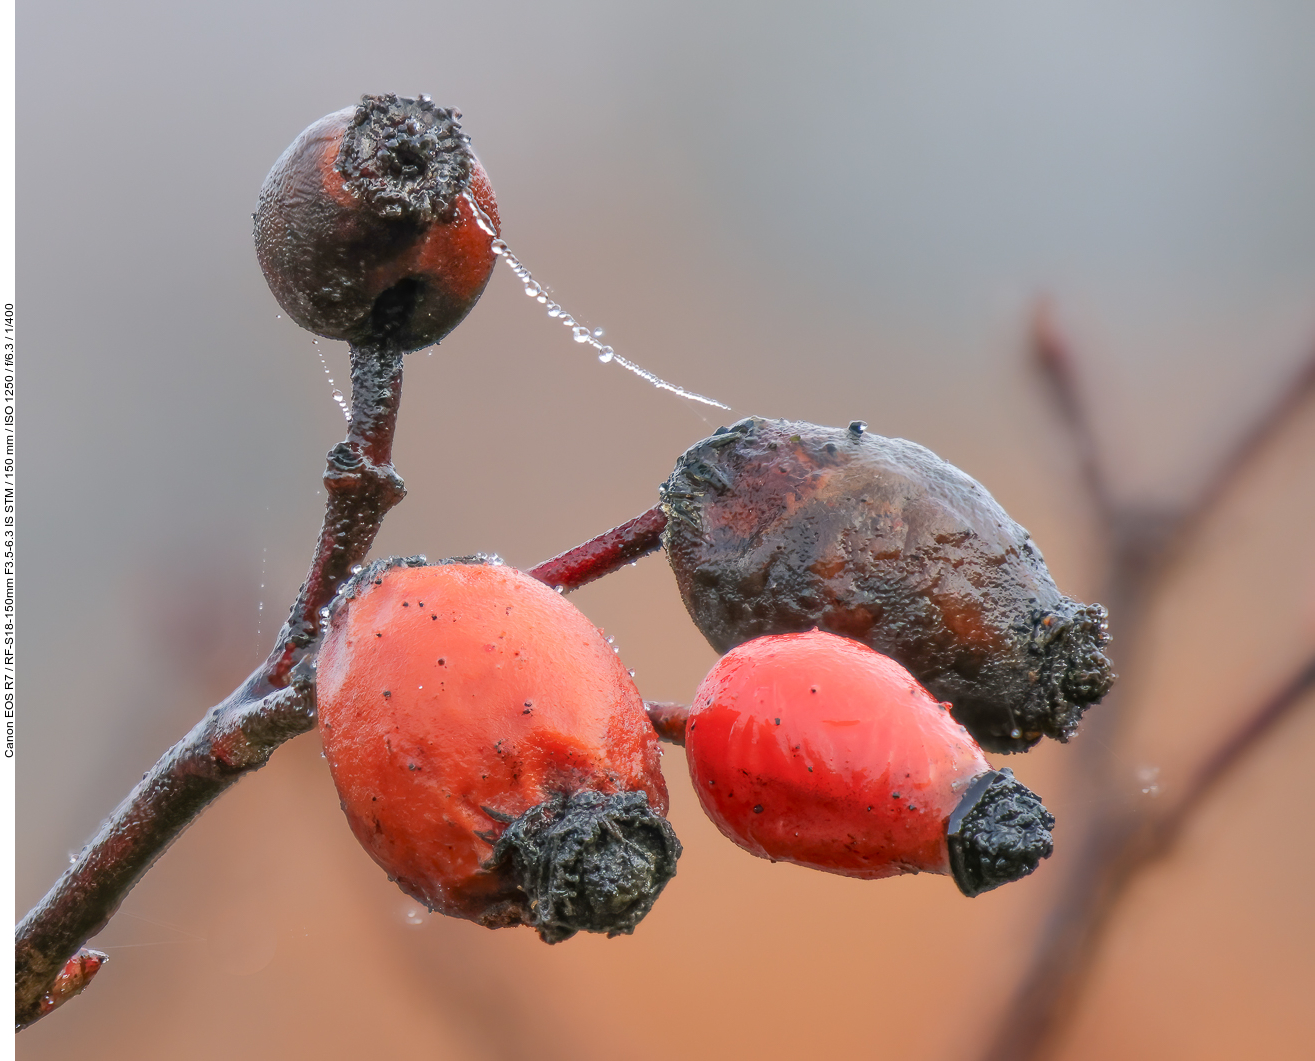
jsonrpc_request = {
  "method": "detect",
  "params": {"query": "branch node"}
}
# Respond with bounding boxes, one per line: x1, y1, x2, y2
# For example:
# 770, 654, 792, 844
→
33, 949, 108, 1025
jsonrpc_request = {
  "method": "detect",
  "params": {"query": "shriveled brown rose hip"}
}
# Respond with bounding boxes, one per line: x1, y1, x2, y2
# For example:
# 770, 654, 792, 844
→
660, 417, 1113, 753
255, 93, 500, 351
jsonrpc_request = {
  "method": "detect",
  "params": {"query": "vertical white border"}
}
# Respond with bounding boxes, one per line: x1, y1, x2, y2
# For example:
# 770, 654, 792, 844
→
1, 0, 14, 1049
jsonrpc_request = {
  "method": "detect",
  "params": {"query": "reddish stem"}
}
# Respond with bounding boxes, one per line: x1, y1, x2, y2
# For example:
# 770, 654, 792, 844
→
644, 701, 690, 746
527, 505, 667, 592
260, 344, 406, 689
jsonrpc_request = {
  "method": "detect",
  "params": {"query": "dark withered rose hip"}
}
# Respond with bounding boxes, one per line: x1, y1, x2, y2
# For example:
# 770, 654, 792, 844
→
254, 93, 500, 351
661, 417, 1114, 753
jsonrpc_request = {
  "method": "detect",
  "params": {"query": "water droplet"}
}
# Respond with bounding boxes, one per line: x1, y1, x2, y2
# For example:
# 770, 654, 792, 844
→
315, 344, 352, 421
320, 607, 331, 618
1137, 765, 1161, 797
492, 238, 730, 409
555, 586, 565, 594
464, 193, 498, 236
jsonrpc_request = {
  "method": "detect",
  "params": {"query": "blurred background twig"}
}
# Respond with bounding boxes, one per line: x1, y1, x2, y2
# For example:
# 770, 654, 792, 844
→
980, 310, 1315, 1061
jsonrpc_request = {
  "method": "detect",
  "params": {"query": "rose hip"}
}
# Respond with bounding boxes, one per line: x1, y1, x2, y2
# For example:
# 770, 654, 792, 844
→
684, 630, 1055, 896
255, 93, 500, 351
662, 417, 1114, 752
316, 556, 680, 942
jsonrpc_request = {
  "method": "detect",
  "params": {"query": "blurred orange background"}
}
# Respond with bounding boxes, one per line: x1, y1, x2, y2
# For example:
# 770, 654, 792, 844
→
17, 2, 1315, 1059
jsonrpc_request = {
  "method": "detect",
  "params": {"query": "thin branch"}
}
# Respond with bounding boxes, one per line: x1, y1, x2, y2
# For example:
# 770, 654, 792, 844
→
644, 701, 689, 746
1156, 651, 1315, 848
979, 651, 1315, 1061
15, 341, 408, 1029
981, 310, 1315, 1061
1168, 346, 1315, 562
259, 343, 406, 690
527, 505, 666, 593
1030, 298, 1116, 524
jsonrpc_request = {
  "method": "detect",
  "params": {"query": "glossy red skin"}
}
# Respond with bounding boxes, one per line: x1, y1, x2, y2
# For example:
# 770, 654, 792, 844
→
317, 564, 667, 925
686, 630, 990, 879
255, 107, 500, 349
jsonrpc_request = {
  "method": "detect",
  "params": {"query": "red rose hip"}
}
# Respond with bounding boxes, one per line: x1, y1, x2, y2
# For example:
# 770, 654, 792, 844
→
684, 629, 1054, 896
316, 556, 680, 941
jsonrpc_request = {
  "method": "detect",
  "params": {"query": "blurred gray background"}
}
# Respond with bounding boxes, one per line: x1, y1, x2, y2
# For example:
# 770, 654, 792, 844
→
17, 2, 1315, 1058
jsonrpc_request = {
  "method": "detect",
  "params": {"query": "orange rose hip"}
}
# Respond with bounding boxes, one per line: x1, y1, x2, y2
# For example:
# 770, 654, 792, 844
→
316, 557, 679, 941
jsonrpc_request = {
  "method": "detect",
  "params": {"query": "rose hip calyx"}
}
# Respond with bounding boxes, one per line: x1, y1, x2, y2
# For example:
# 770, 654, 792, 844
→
946, 769, 1056, 897
338, 94, 471, 224
487, 790, 682, 944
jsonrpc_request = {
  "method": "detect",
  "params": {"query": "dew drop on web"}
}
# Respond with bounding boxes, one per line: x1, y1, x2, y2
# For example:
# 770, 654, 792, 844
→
255, 544, 268, 647
314, 343, 352, 422
483, 229, 730, 411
